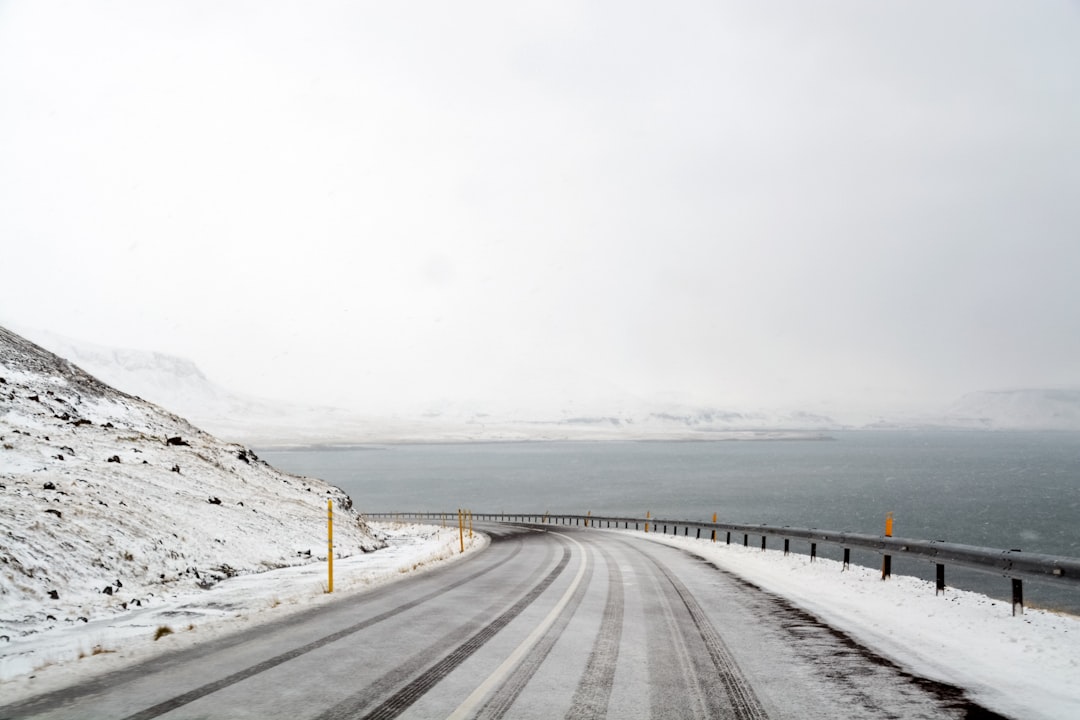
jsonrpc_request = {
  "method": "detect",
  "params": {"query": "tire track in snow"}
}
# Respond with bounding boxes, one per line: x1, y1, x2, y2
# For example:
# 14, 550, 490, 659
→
565, 543, 624, 720
311, 536, 559, 720
323, 541, 573, 720
113, 538, 525, 720
635, 544, 706, 718
470, 542, 595, 720
690, 555, 1011, 719
631, 543, 769, 720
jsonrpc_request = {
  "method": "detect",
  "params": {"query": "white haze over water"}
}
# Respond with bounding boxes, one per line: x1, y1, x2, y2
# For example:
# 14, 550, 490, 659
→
1, 1, 1079, 421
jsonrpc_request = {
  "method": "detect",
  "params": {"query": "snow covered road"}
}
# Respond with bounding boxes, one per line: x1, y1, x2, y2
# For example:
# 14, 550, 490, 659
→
0, 522, 1012, 719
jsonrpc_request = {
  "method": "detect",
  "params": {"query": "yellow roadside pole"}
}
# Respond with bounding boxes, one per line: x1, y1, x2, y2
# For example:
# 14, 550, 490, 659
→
458, 508, 465, 553
586, 510, 591, 527
468, 510, 473, 539
712, 512, 717, 542
645, 510, 650, 533
327, 499, 334, 594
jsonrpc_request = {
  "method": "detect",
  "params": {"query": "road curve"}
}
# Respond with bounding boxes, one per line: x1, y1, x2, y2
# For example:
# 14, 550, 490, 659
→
0, 523, 1008, 720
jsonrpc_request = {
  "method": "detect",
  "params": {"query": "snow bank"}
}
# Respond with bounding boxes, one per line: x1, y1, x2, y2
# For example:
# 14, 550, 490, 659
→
0, 522, 486, 703
634, 530, 1080, 720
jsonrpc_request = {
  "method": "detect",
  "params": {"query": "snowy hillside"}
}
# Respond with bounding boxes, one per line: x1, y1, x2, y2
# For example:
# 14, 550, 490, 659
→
0, 326, 384, 648
17, 329, 341, 445
943, 389, 1080, 430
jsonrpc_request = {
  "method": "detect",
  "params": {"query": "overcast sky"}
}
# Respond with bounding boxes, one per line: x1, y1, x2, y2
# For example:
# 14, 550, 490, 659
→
1, 1, 1078, 419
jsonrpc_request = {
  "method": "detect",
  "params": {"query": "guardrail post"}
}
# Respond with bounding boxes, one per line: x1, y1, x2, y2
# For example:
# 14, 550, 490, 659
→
1012, 579, 1024, 616
843, 548, 850, 570
936, 564, 945, 595
882, 512, 894, 580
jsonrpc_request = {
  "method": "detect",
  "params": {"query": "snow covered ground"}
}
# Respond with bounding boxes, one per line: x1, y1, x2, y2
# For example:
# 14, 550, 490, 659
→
0, 522, 485, 704
633, 529, 1080, 720
1, 325, 393, 698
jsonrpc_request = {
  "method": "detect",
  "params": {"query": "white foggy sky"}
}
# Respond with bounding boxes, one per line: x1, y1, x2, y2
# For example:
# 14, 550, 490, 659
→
1, 1, 1079, 418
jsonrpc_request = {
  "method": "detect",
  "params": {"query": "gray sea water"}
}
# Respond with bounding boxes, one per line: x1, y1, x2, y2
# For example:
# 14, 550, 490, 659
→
260, 430, 1080, 613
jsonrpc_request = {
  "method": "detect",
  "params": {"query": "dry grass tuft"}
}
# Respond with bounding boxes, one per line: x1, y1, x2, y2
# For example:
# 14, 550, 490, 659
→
153, 625, 173, 641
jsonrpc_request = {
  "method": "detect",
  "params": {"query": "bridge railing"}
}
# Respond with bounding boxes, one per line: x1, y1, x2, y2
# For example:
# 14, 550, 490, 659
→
364, 511, 1080, 615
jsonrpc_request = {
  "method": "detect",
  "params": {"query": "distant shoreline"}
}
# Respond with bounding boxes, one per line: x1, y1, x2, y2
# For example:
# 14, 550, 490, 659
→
254, 432, 837, 451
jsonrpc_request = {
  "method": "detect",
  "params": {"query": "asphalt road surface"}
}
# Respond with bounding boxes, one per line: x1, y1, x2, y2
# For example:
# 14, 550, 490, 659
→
1, 523, 1007, 719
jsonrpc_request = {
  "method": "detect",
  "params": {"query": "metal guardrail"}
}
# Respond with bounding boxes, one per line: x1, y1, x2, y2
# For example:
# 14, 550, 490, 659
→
367, 511, 1080, 615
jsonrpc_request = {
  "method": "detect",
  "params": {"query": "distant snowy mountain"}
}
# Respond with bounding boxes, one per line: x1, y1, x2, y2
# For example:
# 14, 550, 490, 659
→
22, 330, 295, 437
18, 330, 405, 445
942, 389, 1080, 430
0, 325, 384, 645
14, 330, 846, 443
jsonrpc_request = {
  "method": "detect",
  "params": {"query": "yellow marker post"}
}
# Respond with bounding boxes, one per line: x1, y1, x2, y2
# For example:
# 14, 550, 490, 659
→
468, 509, 473, 539
645, 510, 650, 533
882, 512, 894, 580
712, 512, 717, 542
586, 511, 591, 528
458, 508, 465, 553
327, 499, 334, 594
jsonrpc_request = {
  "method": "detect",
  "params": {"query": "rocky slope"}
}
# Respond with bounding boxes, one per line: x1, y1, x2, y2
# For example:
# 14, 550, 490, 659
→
0, 326, 384, 645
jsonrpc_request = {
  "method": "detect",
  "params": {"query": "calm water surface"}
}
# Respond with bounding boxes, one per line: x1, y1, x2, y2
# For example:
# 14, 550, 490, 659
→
260, 430, 1080, 611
